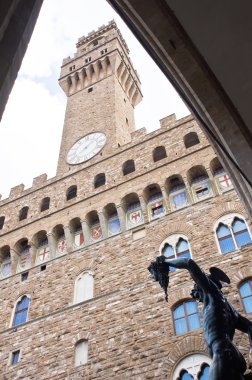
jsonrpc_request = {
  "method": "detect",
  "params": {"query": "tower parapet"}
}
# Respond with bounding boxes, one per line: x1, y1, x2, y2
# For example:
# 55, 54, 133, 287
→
59, 21, 142, 107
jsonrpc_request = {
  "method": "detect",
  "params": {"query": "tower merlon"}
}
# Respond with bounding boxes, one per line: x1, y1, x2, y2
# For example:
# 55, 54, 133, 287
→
9, 184, 25, 199
32, 173, 48, 187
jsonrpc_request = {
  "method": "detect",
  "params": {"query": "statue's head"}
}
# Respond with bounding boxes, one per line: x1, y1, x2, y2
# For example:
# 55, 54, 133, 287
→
191, 283, 204, 302
148, 256, 169, 302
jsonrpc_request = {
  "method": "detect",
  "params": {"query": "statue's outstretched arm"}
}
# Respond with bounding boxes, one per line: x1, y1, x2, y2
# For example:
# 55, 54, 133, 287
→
163, 257, 211, 292
235, 311, 252, 348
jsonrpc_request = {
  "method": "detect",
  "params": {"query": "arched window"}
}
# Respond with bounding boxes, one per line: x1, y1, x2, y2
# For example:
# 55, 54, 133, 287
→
34, 231, 50, 264
86, 211, 102, 241
122, 193, 143, 229
13, 296, 30, 326
75, 340, 88, 366
184, 132, 200, 148
74, 272, 94, 303
210, 158, 233, 192
179, 371, 194, 379
153, 146, 167, 162
94, 173, 106, 188
40, 197, 50, 212
70, 218, 84, 248
215, 214, 252, 254
53, 225, 67, 256
167, 176, 189, 210
178, 365, 210, 379
216, 223, 235, 254
239, 279, 252, 314
188, 166, 212, 201
16, 239, 30, 272
66, 185, 77, 200
173, 301, 201, 335
214, 168, 232, 192
19, 206, 29, 221
122, 160, 135, 175
232, 218, 251, 247
177, 239, 191, 258
174, 354, 211, 380
0, 216, 5, 230
144, 184, 165, 221
161, 235, 192, 271
104, 203, 121, 236
0, 245, 11, 278
198, 364, 210, 379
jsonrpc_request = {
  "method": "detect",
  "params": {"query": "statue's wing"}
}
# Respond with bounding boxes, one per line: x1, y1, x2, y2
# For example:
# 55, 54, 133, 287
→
209, 267, 230, 284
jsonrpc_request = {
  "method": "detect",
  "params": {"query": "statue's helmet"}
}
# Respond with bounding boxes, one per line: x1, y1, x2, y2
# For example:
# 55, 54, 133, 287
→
208, 267, 230, 289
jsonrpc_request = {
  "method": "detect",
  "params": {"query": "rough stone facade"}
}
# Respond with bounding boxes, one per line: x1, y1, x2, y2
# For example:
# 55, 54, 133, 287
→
0, 21, 251, 379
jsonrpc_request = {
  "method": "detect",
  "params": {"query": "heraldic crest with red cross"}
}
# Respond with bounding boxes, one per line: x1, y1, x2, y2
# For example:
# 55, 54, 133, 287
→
218, 174, 232, 190
37, 246, 50, 263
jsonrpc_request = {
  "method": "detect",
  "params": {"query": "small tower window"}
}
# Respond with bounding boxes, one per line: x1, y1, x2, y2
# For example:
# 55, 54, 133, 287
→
101, 48, 107, 55
184, 132, 200, 148
21, 272, 29, 282
66, 185, 77, 201
75, 340, 88, 366
19, 207, 29, 221
85, 57, 91, 63
94, 173, 106, 188
11, 350, 20, 365
74, 272, 94, 304
122, 160, 135, 175
40, 197, 50, 212
87, 87, 93, 93
0, 216, 5, 230
153, 146, 167, 162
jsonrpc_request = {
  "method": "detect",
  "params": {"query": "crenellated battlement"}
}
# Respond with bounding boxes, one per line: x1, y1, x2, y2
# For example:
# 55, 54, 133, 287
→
0, 114, 195, 206
9, 184, 25, 199
32, 173, 48, 187
76, 20, 129, 54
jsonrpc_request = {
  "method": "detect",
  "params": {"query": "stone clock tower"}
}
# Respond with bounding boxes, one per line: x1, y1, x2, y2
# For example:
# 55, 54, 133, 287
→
57, 20, 142, 176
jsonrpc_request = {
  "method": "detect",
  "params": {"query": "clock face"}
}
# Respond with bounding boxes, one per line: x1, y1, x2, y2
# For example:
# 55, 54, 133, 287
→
67, 132, 106, 165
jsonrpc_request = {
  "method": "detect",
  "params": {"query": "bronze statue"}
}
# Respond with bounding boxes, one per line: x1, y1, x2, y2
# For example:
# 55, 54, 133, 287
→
148, 256, 252, 380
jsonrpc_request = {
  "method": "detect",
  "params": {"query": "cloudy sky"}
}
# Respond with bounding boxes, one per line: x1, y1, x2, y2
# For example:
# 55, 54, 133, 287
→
0, 0, 189, 199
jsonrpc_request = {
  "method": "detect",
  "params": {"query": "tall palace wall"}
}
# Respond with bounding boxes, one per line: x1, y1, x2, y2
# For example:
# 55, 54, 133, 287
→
0, 21, 251, 380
